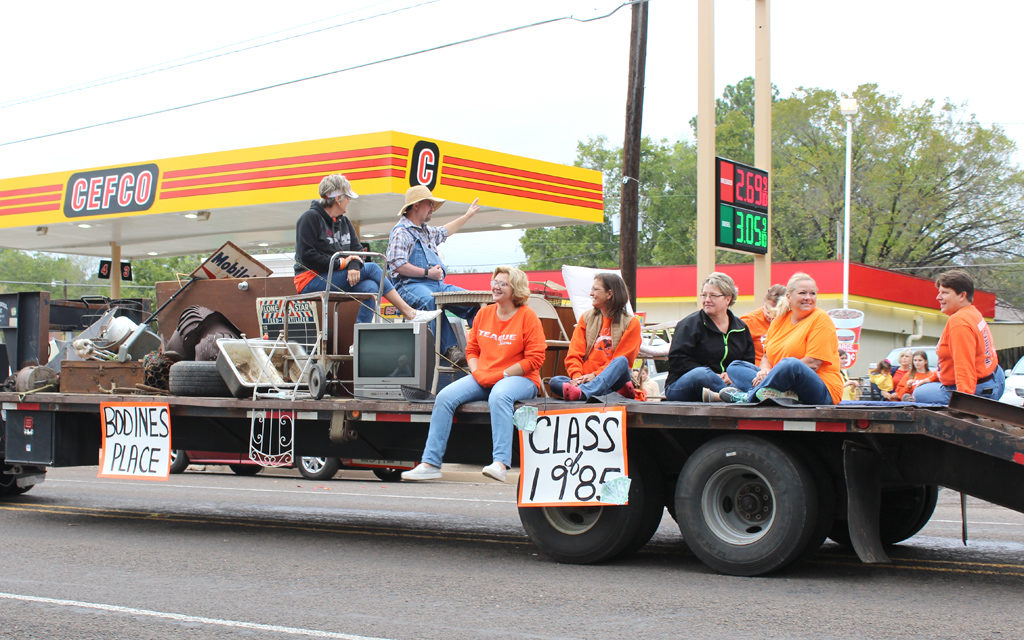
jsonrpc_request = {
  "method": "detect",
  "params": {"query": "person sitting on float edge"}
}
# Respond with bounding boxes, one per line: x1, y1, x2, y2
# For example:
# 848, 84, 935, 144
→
548, 273, 644, 401
663, 272, 756, 402
402, 266, 547, 484
717, 272, 843, 404
293, 174, 439, 324
386, 185, 482, 366
912, 270, 1004, 404
741, 283, 787, 367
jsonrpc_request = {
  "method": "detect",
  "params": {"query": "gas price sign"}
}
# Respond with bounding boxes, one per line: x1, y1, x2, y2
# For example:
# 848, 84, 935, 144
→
715, 157, 769, 255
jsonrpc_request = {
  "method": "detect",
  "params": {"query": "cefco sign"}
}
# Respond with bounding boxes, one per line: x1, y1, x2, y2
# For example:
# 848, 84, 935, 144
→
64, 163, 159, 217
409, 141, 440, 191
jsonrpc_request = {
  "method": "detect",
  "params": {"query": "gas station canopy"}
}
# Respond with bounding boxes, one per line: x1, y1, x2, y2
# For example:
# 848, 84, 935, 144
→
0, 131, 603, 259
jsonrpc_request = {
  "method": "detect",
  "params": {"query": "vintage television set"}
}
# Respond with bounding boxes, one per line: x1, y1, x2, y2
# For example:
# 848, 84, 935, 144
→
352, 322, 435, 399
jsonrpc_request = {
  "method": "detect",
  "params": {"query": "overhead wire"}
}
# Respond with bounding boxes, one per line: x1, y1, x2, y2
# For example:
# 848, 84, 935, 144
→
0, 1, 641, 148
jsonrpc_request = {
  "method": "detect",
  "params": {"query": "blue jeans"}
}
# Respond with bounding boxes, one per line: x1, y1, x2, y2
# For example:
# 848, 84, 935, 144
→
420, 373, 538, 467
747, 357, 834, 404
301, 262, 394, 324
913, 366, 1005, 404
549, 356, 632, 400
664, 360, 759, 401
395, 279, 479, 353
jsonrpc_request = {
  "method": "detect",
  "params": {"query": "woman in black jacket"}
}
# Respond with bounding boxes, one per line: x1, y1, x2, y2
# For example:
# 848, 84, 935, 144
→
294, 174, 437, 324
664, 272, 756, 401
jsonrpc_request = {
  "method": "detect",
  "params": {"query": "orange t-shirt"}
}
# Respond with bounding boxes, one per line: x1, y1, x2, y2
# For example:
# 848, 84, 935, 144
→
466, 304, 547, 391
893, 369, 938, 399
936, 304, 998, 393
564, 314, 642, 379
740, 307, 772, 365
764, 307, 843, 404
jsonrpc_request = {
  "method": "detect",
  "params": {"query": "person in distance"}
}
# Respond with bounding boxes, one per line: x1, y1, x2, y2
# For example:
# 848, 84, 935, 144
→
894, 350, 937, 400
402, 266, 547, 484
740, 283, 787, 367
548, 273, 645, 401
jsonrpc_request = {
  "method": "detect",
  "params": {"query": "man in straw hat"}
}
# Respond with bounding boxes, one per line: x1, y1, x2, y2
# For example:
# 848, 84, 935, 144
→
386, 185, 481, 365
294, 174, 441, 325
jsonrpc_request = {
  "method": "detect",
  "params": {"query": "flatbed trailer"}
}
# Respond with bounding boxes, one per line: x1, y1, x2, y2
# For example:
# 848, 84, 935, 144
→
2, 389, 1023, 576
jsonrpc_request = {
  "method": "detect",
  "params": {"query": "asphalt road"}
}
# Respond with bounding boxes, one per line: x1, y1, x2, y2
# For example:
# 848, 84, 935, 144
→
0, 465, 1021, 640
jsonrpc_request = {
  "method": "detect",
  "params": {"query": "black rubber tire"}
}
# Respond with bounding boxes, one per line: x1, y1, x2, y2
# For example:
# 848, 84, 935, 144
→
168, 450, 190, 474
229, 464, 262, 476
0, 471, 33, 497
675, 434, 819, 576
298, 456, 340, 480
372, 468, 404, 483
518, 445, 663, 564
616, 443, 666, 558
169, 360, 232, 397
829, 484, 939, 547
790, 444, 836, 561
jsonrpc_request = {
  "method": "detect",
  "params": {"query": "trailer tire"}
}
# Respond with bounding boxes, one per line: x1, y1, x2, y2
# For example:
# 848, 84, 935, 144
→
169, 450, 190, 474
675, 435, 819, 576
298, 456, 339, 480
169, 361, 232, 397
229, 464, 262, 476
0, 472, 32, 497
372, 468, 404, 482
518, 445, 662, 564
829, 484, 939, 547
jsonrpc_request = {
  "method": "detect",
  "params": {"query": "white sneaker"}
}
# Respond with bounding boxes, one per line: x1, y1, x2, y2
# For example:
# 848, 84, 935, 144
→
410, 309, 442, 323
401, 463, 441, 481
482, 462, 507, 483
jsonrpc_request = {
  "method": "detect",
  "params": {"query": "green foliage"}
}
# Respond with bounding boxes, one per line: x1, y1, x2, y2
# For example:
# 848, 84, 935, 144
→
0, 250, 94, 299
521, 79, 1024, 309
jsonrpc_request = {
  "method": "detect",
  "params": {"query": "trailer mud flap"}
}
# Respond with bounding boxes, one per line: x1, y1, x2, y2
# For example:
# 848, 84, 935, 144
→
843, 441, 889, 564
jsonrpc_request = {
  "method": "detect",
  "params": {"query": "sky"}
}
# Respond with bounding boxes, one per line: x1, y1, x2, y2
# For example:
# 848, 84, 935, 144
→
1, 0, 1021, 271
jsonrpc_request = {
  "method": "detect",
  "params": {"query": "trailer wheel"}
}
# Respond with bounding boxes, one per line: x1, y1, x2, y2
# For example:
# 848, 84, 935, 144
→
229, 464, 262, 476
298, 456, 339, 480
518, 446, 662, 564
168, 361, 232, 397
169, 450, 190, 474
829, 484, 939, 546
675, 435, 818, 576
308, 364, 327, 400
372, 468, 404, 482
0, 472, 32, 497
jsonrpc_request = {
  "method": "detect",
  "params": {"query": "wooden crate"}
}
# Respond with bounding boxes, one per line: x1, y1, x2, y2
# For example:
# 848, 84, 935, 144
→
59, 361, 145, 394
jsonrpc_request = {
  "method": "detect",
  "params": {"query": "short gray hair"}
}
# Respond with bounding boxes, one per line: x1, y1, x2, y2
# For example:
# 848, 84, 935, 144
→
317, 174, 358, 207
703, 271, 738, 306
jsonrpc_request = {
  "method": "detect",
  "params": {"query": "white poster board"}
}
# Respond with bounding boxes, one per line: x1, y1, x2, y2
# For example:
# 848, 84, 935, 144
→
98, 402, 171, 480
518, 405, 629, 507
191, 241, 272, 280
560, 265, 635, 321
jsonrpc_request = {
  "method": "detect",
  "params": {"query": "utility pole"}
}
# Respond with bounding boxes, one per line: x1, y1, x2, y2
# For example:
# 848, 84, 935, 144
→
620, 0, 648, 310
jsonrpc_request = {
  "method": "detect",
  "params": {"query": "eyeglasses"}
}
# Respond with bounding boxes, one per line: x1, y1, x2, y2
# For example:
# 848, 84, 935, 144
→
491, 280, 510, 288
699, 293, 726, 299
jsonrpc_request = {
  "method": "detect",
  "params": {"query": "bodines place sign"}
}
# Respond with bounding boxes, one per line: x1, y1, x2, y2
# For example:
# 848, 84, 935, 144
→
64, 163, 159, 217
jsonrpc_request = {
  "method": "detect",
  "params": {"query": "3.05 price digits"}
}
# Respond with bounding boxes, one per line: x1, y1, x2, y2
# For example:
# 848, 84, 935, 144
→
734, 209, 767, 249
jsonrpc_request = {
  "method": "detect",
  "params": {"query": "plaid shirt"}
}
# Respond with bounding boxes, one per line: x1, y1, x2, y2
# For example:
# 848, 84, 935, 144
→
386, 216, 449, 278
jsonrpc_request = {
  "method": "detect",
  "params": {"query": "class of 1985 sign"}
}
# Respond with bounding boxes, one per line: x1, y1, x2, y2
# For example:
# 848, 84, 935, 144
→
518, 406, 628, 507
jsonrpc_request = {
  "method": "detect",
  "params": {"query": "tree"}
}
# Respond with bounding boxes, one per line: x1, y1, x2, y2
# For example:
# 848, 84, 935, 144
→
0, 250, 92, 299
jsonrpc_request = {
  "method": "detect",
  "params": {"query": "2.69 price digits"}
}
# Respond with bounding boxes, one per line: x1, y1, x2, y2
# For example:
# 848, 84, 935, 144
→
735, 167, 768, 209
734, 210, 767, 249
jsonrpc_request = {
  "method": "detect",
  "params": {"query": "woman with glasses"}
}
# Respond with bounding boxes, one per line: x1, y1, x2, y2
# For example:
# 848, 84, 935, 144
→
717, 272, 843, 404
548, 273, 644, 401
402, 266, 547, 484
664, 272, 756, 401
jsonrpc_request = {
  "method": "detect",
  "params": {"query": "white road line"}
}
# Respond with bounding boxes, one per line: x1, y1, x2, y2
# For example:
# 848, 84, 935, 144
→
932, 519, 1024, 527
48, 478, 510, 503
0, 591, 393, 640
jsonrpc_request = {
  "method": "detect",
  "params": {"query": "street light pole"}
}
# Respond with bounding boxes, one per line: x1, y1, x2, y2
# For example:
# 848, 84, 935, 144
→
840, 97, 858, 309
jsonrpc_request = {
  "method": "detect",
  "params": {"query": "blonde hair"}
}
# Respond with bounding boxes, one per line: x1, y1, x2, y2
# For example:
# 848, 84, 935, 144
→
492, 266, 531, 306
774, 272, 816, 316
702, 272, 739, 306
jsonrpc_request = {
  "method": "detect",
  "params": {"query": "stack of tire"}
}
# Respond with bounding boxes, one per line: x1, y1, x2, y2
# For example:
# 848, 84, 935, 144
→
165, 305, 240, 397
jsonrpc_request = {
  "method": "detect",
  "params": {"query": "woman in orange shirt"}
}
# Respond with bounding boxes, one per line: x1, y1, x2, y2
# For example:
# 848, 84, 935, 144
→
720, 272, 843, 404
548, 273, 643, 401
893, 350, 938, 400
402, 266, 547, 484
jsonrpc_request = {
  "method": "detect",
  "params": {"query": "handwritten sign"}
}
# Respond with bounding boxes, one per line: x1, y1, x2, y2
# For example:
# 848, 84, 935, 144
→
518, 406, 628, 507
98, 402, 171, 480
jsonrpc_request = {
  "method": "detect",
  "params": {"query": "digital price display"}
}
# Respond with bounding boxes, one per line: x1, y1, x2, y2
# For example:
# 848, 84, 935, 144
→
715, 157, 769, 255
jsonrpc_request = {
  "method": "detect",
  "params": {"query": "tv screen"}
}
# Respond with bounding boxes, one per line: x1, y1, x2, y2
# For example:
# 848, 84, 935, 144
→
353, 322, 434, 399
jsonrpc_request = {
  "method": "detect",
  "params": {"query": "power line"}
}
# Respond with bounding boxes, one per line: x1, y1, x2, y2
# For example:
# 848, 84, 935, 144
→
0, 0, 438, 109
0, 1, 639, 148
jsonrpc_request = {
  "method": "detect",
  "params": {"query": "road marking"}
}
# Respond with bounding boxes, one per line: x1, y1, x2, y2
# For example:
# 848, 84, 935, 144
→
48, 478, 512, 504
933, 518, 1024, 527
0, 591, 392, 639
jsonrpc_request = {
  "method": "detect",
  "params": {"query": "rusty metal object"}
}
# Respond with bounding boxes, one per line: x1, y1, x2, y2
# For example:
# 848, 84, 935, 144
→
58, 361, 144, 394
164, 305, 242, 361
14, 365, 57, 392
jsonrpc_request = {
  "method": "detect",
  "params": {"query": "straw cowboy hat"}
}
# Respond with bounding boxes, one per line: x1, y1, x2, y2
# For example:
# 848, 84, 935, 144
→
399, 185, 445, 216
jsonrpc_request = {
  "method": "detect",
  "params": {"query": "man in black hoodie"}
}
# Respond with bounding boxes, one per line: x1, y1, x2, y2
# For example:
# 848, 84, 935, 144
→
294, 174, 438, 324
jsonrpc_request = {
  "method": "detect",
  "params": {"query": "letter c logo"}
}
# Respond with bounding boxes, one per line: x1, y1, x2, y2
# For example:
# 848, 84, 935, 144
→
409, 141, 440, 190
